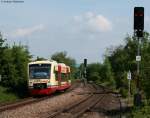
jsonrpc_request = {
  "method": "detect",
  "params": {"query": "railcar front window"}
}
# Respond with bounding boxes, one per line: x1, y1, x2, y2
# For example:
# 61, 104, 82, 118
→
29, 64, 51, 79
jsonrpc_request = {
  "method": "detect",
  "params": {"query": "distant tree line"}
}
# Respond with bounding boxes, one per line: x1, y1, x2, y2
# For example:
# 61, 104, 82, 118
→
85, 58, 116, 89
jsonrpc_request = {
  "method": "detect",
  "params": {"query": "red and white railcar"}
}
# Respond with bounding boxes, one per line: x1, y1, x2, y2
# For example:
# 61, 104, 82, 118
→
28, 60, 71, 95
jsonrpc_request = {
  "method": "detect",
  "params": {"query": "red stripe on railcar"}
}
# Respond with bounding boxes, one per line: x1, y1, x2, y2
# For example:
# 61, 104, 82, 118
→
30, 86, 57, 95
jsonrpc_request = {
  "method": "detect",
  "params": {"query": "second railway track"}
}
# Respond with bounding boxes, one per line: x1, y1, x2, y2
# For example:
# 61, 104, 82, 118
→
46, 84, 108, 118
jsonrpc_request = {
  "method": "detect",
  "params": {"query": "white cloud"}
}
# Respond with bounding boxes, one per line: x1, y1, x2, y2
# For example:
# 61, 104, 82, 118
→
73, 12, 112, 33
8, 24, 45, 38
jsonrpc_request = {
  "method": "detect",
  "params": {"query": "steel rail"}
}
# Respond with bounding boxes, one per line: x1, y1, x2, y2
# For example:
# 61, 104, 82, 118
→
47, 83, 108, 118
43, 82, 123, 118
72, 94, 106, 118
46, 94, 93, 118
0, 96, 51, 112
0, 80, 80, 113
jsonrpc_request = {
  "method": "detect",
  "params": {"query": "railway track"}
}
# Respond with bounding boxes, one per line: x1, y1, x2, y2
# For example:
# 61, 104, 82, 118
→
46, 83, 122, 118
46, 94, 106, 118
0, 82, 123, 118
0, 96, 51, 112
46, 83, 106, 118
0, 81, 80, 113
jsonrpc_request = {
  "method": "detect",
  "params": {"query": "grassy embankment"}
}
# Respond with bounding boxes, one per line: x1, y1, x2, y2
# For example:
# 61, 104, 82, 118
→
0, 86, 19, 103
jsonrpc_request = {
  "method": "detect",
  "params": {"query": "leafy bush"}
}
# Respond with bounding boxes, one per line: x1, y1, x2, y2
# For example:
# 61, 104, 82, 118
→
0, 86, 19, 103
131, 105, 150, 118
119, 88, 128, 98
0, 32, 31, 97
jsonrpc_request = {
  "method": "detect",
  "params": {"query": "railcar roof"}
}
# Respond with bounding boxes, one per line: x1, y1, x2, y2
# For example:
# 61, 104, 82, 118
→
28, 60, 57, 65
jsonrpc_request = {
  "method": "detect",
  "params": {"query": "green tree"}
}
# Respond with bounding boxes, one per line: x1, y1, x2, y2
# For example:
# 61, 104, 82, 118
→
0, 32, 7, 76
140, 32, 150, 98
0, 33, 31, 97
86, 62, 116, 88
106, 32, 150, 98
103, 57, 116, 88
87, 63, 102, 82
36, 56, 46, 61
11, 44, 31, 95
1, 48, 17, 87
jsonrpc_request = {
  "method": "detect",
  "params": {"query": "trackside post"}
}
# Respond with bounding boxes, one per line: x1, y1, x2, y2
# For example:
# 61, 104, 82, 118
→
83, 59, 87, 86
133, 7, 144, 107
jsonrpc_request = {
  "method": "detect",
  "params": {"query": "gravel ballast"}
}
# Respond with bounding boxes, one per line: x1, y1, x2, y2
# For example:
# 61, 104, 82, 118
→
0, 84, 91, 118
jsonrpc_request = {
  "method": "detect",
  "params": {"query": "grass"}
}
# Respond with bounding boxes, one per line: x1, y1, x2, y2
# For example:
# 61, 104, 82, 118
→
121, 98, 150, 118
0, 86, 19, 103
130, 100, 150, 118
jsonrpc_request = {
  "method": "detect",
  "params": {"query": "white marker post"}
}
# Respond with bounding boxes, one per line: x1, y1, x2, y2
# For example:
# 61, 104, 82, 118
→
127, 70, 131, 97
127, 70, 131, 106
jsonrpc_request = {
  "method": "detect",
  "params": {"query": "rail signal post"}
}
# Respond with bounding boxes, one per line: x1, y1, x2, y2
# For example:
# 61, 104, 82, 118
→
83, 59, 87, 86
134, 7, 144, 107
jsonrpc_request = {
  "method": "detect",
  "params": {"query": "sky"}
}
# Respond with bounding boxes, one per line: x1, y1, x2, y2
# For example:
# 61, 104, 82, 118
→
0, 0, 150, 63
